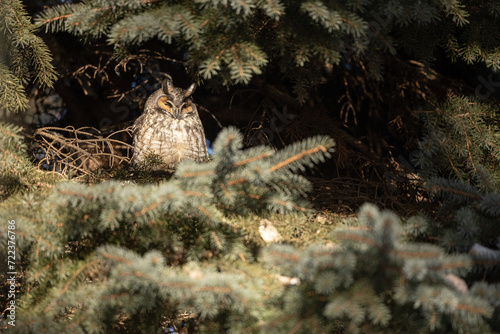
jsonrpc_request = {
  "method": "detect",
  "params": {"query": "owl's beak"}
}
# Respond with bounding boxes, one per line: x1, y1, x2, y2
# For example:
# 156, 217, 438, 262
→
172, 108, 182, 119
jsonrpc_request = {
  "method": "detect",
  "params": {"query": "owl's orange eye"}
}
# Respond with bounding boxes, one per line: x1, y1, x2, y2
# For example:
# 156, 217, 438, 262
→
182, 100, 193, 114
158, 96, 173, 113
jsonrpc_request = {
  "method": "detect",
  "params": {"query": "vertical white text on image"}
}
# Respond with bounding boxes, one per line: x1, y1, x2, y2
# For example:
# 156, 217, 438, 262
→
6, 219, 17, 327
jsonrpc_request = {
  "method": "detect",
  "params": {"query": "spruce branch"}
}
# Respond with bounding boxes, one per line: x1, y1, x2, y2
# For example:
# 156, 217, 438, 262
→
268, 135, 335, 173
426, 177, 481, 202
0, 0, 57, 114
470, 282, 500, 308
96, 245, 260, 320
0, 122, 29, 168
256, 0, 284, 19
414, 95, 500, 256
174, 127, 334, 215
107, 5, 182, 45
0, 63, 29, 113
443, 0, 470, 26
479, 193, 500, 216
301, 1, 342, 33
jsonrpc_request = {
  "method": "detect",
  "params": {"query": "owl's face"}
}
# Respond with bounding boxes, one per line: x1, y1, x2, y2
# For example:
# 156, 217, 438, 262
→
149, 78, 198, 120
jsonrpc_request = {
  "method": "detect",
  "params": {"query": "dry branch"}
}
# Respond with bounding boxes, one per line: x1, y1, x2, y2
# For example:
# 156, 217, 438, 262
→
34, 126, 133, 176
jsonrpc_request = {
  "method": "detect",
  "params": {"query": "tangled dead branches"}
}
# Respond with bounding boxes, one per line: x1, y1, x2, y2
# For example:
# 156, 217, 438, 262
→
33, 126, 133, 176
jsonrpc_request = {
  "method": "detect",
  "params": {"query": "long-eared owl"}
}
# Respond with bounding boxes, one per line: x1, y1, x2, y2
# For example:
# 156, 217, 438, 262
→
131, 75, 208, 170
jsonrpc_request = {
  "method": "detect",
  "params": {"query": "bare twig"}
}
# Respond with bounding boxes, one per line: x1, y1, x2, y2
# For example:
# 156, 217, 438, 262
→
34, 126, 133, 176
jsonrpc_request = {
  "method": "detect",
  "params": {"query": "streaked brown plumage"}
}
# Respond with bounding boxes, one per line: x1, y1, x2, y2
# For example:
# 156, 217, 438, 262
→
131, 75, 208, 170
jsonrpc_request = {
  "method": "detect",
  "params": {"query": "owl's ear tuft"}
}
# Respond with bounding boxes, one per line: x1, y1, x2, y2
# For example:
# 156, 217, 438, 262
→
185, 83, 196, 98
161, 75, 174, 94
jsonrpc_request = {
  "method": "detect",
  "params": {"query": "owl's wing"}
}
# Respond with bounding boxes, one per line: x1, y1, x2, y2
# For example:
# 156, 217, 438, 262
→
132, 113, 148, 135
183, 116, 209, 163
131, 113, 154, 165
